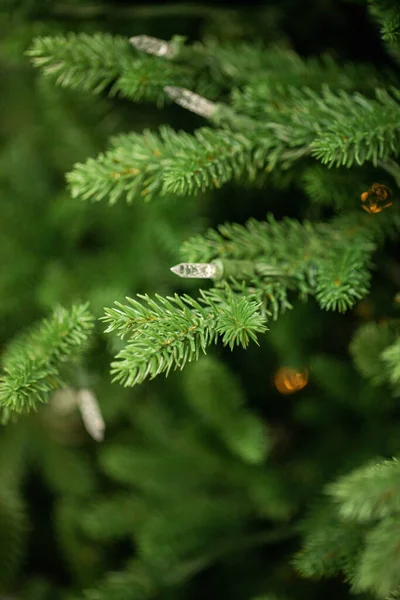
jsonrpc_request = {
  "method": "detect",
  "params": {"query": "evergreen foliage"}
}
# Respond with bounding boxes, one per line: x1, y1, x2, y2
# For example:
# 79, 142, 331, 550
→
28, 33, 134, 95
3, 1, 400, 599
67, 126, 256, 203
103, 291, 266, 386
369, 0, 400, 45
61, 83, 400, 204
0, 304, 94, 419
297, 458, 400, 598
350, 321, 395, 385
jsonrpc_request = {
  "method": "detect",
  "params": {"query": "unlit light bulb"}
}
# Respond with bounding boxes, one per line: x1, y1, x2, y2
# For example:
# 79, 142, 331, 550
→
130, 35, 175, 58
164, 86, 217, 118
77, 388, 105, 442
170, 262, 221, 279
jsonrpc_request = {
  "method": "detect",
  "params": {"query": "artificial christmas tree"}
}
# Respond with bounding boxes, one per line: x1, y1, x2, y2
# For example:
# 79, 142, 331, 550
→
2, 1, 400, 599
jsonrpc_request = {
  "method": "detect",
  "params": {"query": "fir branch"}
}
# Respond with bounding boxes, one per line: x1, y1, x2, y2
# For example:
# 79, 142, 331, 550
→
298, 459, 400, 596
381, 336, 400, 392
327, 458, 400, 522
81, 526, 292, 600
182, 356, 269, 464
189, 40, 284, 84
28, 33, 133, 95
351, 517, 400, 598
103, 292, 266, 387
315, 245, 372, 313
214, 295, 267, 350
218, 277, 293, 321
28, 33, 199, 106
180, 214, 324, 263
30, 36, 400, 209
232, 85, 400, 169
311, 88, 400, 168
102, 292, 215, 341
0, 304, 94, 415
181, 213, 377, 312
69, 83, 400, 205
67, 129, 168, 204
67, 126, 255, 203
81, 524, 293, 600
161, 127, 255, 195
28, 32, 228, 109
208, 40, 391, 90
294, 502, 365, 580
99, 437, 241, 499
368, 0, 400, 45
137, 495, 251, 569
159, 527, 295, 585
301, 164, 370, 210
351, 202, 400, 243
230, 47, 390, 105
116, 55, 195, 106
378, 157, 400, 189
103, 293, 218, 386
350, 321, 395, 385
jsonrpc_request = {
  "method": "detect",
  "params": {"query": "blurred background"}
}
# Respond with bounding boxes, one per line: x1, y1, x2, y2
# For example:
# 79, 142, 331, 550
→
1, 1, 399, 599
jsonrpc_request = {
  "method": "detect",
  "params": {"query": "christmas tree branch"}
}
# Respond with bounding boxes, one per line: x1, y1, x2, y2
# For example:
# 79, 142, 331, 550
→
67, 81, 400, 206
27, 33, 134, 95
0, 304, 94, 418
102, 291, 267, 386
234, 85, 400, 169
182, 356, 269, 464
297, 456, 400, 598
368, 0, 400, 45
350, 321, 396, 386
327, 458, 400, 522
294, 500, 365, 580
181, 213, 377, 312
311, 88, 400, 168
81, 523, 294, 600
67, 126, 255, 203
27, 33, 210, 105
229, 47, 389, 103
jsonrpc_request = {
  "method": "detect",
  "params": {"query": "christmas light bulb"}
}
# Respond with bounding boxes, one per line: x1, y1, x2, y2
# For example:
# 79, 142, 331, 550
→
274, 367, 308, 395
164, 86, 217, 118
76, 388, 105, 442
170, 262, 222, 279
129, 35, 175, 58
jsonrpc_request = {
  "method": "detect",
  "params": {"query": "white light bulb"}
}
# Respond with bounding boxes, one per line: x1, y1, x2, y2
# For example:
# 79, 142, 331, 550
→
170, 262, 221, 279
130, 35, 175, 58
76, 388, 105, 442
164, 87, 217, 118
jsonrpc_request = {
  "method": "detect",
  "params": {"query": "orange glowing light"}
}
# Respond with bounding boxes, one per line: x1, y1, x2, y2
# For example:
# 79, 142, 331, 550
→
274, 367, 309, 395
360, 183, 392, 214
